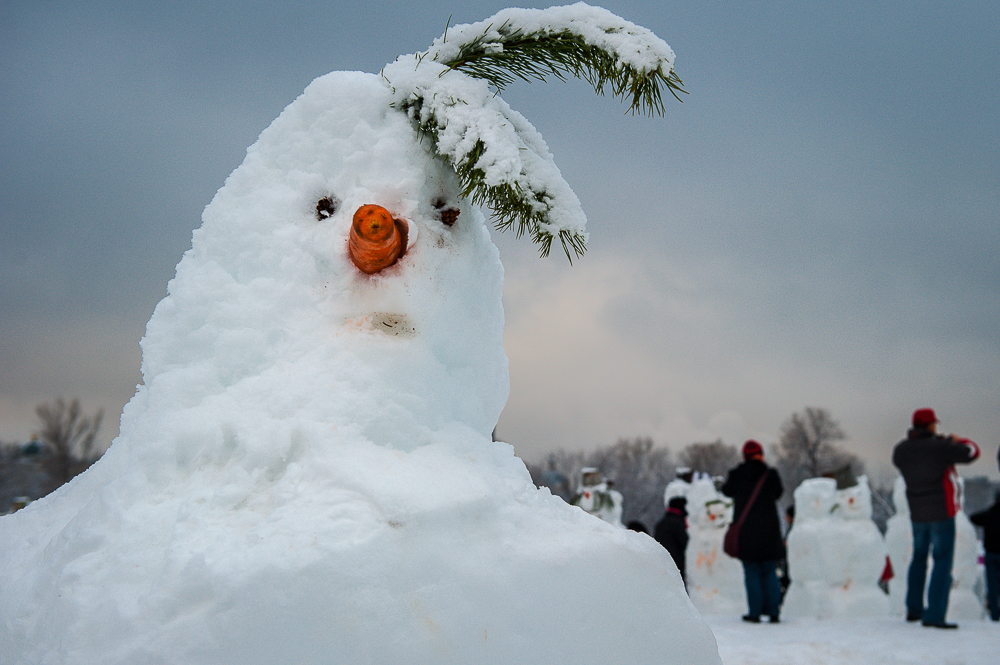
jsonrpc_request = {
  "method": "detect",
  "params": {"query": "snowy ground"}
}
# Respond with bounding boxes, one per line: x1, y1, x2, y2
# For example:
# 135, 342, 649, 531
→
705, 614, 996, 665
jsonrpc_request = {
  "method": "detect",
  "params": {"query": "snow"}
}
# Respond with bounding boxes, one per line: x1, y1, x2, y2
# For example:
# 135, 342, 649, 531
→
706, 614, 996, 665
0, 7, 718, 664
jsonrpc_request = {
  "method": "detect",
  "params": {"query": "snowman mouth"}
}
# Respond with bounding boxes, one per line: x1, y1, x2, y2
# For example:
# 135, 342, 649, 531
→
368, 312, 417, 337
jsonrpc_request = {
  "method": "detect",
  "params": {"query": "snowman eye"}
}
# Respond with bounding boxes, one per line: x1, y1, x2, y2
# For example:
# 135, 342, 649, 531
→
316, 196, 340, 220
432, 198, 459, 227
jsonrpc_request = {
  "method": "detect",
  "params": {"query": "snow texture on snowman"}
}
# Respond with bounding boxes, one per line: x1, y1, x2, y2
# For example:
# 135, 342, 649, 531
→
0, 5, 721, 664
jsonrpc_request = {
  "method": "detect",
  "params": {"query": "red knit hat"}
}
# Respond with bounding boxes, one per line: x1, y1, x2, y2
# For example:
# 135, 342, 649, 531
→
742, 439, 764, 459
912, 408, 939, 428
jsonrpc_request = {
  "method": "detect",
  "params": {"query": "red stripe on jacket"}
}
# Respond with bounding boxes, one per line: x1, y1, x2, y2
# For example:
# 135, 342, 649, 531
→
944, 439, 981, 518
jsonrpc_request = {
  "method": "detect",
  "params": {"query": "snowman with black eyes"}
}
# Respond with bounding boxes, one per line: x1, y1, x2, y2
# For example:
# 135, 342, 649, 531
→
0, 7, 723, 665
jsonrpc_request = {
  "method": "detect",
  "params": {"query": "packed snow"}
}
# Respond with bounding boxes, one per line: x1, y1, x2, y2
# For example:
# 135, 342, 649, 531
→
706, 614, 995, 664
0, 6, 719, 664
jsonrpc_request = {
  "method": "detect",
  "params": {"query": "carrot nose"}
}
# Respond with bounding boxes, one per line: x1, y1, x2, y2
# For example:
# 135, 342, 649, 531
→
348, 204, 407, 274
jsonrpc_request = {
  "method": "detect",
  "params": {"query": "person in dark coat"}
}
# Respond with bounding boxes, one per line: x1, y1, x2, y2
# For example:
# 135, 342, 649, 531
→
970, 489, 1000, 621
892, 407, 980, 629
722, 440, 785, 623
654, 496, 689, 587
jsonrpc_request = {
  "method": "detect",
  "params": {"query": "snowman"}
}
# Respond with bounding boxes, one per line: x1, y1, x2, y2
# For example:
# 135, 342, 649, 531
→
571, 467, 624, 526
886, 476, 984, 621
0, 5, 720, 665
662, 466, 695, 506
782, 476, 890, 618
669, 476, 746, 615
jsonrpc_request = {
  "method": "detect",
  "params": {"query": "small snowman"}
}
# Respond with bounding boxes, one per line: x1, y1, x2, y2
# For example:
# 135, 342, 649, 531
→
783, 476, 889, 619
676, 476, 746, 615
662, 466, 695, 506
572, 467, 624, 526
886, 476, 984, 620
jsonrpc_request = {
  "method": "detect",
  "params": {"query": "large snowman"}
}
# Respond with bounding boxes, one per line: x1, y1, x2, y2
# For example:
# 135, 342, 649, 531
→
0, 5, 720, 664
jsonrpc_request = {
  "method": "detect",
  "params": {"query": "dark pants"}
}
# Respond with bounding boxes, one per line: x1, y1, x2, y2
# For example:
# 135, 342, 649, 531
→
742, 559, 782, 619
985, 551, 1000, 621
907, 518, 955, 624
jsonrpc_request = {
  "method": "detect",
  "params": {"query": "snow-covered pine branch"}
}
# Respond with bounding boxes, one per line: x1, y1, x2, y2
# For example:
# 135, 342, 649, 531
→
428, 3, 686, 115
384, 3, 684, 261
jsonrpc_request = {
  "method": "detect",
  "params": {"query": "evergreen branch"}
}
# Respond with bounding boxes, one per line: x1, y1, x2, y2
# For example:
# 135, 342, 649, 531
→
389, 6, 685, 261
401, 94, 585, 262
433, 24, 686, 116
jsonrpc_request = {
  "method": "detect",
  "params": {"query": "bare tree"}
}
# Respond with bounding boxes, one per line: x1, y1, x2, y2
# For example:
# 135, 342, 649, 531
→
530, 438, 674, 530
526, 450, 586, 503
589, 437, 674, 528
35, 398, 103, 486
773, 407, 863, 493
678, 439, 740, 478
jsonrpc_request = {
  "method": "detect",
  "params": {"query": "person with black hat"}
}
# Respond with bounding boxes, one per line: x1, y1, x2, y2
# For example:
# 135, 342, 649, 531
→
721, 440, 785, 623
654, 496, 690, 587
892, 407, 980, 629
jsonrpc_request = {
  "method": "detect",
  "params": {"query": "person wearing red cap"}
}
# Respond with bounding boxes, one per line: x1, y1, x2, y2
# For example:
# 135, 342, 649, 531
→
722, 440, 785, 623
892, 408, 980, 629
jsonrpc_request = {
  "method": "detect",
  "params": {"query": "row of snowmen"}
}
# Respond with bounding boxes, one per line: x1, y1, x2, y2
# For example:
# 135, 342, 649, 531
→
665, 472, 985, 620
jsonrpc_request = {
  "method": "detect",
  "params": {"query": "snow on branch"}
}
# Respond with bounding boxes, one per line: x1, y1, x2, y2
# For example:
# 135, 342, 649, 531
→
428, 2, 686, 115
384, 3, 684, 261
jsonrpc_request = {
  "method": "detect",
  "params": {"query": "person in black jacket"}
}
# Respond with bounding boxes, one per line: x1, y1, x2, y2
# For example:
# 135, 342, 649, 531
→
892, 408, 980, 629
722, 440, 785, 623
970, 490, 1000, 621
654, 496, 689, 588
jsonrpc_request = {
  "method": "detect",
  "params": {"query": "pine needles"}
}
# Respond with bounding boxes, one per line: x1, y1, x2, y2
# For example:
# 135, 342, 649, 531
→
393, 8, 686, 262
437, 21, 686, 117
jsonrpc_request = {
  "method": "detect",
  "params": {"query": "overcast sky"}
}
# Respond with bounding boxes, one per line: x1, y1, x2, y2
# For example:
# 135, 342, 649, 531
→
3, 0, 998, 482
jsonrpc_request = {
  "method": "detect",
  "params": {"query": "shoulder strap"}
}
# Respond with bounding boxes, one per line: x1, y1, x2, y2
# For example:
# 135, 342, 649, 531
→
732, 469, 769, 530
